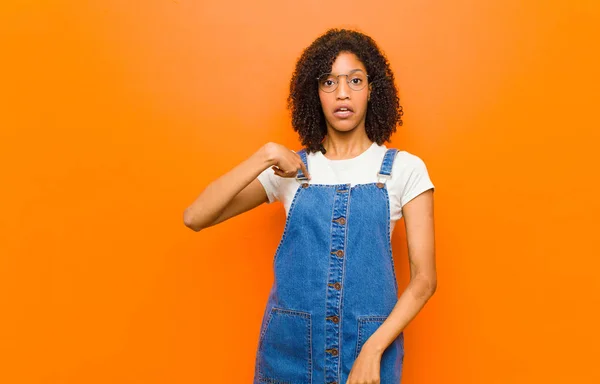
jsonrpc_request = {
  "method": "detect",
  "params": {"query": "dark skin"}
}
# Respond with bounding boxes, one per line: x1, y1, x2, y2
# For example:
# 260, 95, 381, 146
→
184, 50, 435, 384
318, 52, 436, 384
268, 51, 436, 383
287, 28, 404, 154
316, 51, 373, 159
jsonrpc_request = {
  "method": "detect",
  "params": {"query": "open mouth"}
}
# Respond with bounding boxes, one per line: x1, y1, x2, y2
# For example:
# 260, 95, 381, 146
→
333, 106, 354, 118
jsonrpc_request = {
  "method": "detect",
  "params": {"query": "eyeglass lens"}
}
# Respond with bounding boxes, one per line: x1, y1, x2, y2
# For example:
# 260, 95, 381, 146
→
318, 70, 368, 92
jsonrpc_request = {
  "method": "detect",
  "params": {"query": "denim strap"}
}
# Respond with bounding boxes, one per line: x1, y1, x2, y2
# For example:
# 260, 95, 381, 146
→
377, 148, 399, 182
295, 148, 309, 181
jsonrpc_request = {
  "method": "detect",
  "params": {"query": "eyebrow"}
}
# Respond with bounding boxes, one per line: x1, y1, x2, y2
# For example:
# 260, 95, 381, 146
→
327, 68, 365, 75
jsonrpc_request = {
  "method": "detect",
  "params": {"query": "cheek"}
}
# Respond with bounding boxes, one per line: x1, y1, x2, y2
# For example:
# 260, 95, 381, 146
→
318, 93, 332, 112
356, 95, 369, 112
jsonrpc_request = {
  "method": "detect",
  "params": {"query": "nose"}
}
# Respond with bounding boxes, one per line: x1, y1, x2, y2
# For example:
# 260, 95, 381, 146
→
335, 75, 350, 99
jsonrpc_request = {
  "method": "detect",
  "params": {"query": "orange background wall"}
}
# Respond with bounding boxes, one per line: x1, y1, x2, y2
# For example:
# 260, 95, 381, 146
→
1, 1, 599, 383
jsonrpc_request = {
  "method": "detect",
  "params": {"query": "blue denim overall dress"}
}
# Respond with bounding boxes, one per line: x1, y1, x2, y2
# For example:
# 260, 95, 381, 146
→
253, 148, 404, 384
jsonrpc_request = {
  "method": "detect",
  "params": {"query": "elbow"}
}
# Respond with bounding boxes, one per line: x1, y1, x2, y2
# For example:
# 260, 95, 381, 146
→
428, 277, 438, 297
423, 273, 438, 298
412, 274, 437, 300
183, 207, 203, 232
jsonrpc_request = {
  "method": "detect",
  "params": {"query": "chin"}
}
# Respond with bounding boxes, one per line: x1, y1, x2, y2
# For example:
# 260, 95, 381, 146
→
334, 126, 357, 133
329, 119, 362, 132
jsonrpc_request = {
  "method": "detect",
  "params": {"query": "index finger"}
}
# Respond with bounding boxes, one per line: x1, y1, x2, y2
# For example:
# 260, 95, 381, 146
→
298, 159, 311, 180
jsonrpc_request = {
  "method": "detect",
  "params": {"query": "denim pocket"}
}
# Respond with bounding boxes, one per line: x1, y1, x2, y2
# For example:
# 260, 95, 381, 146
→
355, 315, 404, 382
355, 315, 388, 359
257, 307, 312, 384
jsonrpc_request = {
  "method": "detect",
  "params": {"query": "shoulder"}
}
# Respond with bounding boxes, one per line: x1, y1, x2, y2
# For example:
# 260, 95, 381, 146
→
388, 149, 435, 204
386, 149, 434, 191
369, 145, 429, 177
373, 146, 429, 174
392, 150, 429, 173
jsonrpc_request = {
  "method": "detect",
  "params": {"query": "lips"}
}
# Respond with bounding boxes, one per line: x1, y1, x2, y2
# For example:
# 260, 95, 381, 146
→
334, 104, 354, 113
333, 104, 354, 118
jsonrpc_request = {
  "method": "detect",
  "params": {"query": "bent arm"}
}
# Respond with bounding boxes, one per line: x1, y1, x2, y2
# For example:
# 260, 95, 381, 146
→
183, 143, 276, 232
361, 188, 437, 354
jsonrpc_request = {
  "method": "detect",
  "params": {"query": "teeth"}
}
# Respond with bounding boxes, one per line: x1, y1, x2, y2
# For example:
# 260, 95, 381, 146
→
339, 108, 349, 111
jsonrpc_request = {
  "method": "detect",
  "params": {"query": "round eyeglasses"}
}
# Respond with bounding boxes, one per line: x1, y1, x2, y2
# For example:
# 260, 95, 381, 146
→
316, 69, 370, 93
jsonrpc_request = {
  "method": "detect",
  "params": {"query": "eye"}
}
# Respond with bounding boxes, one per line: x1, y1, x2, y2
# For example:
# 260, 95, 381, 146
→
350, 77, 362, 84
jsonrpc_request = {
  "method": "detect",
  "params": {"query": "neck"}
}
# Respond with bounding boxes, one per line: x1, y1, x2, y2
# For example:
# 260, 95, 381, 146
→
320, 129, 373, 160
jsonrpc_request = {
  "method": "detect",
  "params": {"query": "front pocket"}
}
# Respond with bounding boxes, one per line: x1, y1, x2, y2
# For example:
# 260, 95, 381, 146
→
257, 307, 312, 384
355, 315, 405, 382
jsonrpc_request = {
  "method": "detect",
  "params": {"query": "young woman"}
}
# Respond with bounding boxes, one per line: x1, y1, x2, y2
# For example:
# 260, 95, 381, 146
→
184, 28, 437, 384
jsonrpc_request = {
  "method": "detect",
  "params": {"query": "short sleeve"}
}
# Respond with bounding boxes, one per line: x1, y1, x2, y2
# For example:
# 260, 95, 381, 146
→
387, 152, 435, 222
257, 166, 280, 204
398, 154, 435, 207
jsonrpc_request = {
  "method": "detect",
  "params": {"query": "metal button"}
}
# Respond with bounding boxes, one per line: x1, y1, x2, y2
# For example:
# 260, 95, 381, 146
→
302, 183, 309, 188
336, 217, 346, 225
327, 282, 342, 290
335, 250, 344, 258
329, 348, 339, 356
376, 182, 385, 188
330, 315, 339, 323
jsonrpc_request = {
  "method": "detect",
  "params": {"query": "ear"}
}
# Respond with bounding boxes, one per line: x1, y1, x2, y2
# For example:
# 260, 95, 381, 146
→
368, 83, 372, 101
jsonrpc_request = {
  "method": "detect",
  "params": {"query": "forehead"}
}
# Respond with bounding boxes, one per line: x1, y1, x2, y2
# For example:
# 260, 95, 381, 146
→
330, 51, 366, 74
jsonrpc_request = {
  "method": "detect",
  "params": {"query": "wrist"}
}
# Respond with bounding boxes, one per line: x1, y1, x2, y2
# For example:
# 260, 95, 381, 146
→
362, 340, 385, 356
258, 142, 278, 167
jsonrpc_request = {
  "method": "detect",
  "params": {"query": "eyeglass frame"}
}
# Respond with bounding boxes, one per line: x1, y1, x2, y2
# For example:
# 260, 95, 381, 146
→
316, 69, 371, 93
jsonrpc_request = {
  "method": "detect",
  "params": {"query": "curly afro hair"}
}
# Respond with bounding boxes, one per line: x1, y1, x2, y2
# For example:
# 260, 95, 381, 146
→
287, 28, 404, 154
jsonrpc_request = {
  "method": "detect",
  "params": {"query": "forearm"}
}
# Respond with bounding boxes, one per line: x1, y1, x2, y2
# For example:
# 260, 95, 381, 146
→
183, 143, 275, 230
363, 274, 437, 354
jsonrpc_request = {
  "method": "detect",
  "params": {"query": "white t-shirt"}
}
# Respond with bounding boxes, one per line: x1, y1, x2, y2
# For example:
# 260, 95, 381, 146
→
257, 142, 435, 234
